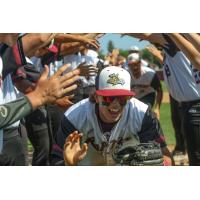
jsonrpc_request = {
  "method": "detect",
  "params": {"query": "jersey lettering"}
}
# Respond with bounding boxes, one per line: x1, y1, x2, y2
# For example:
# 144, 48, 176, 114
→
164, 64, 171, 77
191, 64, 200, 84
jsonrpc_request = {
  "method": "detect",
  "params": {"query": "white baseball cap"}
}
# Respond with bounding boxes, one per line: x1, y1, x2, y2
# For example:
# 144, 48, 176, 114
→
127, 53, 140, 64
96, 66, 135, 96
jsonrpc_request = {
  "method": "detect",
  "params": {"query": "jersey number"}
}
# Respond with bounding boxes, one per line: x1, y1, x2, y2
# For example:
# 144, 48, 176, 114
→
164, 64, 171, 77
190, 64, 200, 84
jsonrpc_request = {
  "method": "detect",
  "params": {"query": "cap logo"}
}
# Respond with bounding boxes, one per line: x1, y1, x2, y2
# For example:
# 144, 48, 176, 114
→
107, 73, 125, 86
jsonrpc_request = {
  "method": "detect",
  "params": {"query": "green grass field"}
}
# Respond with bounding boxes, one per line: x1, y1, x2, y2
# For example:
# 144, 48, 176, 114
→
161, 81, 168, 92
160, 103, 175, 145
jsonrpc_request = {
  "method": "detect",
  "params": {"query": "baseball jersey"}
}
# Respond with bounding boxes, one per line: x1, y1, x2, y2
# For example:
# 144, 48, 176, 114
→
51, 98, 166, 166
63, 52, 98, 87
162, 34, 200, 102
0, 42, 29, 152
129, 65, 161, 99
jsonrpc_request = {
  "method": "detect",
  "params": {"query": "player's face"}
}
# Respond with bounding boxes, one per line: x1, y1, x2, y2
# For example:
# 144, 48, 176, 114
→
128, 61, 141, 77
96, 95, 130, 123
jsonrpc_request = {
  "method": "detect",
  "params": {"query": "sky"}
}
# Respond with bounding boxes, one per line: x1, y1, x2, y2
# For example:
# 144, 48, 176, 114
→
98, 33, 150, 54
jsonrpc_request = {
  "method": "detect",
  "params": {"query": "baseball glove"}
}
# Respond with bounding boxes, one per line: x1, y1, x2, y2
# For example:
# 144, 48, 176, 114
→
112, 142, 164, 166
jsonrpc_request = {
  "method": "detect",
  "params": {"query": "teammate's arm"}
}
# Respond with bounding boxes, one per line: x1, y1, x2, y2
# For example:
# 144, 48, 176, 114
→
151, 74, 163, 119
182, 33, 200, 53
0, 64, 80, 129
54, 33, 100, 50
21, 33, 58, 57
146, 45, 164, 63
167, 33, 200, 70
121, 33, 167, 47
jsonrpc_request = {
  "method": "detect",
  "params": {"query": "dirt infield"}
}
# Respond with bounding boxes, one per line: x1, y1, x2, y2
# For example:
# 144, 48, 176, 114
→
168, 144, 189, 166
163, 92, 170, 103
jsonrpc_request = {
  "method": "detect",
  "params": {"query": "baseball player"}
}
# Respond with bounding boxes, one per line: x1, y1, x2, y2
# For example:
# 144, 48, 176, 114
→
50, 66, 173, 166
127, 52, 163, 117
0, 34, 82, 165
122, 33, 200, 165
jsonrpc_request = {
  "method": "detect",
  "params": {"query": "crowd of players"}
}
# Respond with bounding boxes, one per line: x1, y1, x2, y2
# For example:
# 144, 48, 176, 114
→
0, 33, 200, 166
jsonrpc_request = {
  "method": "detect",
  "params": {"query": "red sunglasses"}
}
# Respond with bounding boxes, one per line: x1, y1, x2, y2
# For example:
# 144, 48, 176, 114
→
101, 96, 131, 106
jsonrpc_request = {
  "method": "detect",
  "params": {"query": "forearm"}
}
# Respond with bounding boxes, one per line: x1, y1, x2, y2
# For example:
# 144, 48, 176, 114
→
0, 96, 33, 129
168, 33, 200, 70
55, 33, 89, 44
155, 90, 163, 109
123, 33, 166, 46
21, 33, 56, 57
182, 33, 200, 52
25, 90, 44, 110
146, 46, 163, 64
60, 42, 82, 56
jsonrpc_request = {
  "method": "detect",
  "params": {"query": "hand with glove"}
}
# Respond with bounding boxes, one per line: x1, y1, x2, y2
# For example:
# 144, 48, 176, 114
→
112, 142, 164, 166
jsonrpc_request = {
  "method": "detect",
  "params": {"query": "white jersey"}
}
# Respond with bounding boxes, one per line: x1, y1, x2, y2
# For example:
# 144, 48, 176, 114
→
64, 98, 148, 165
163, 50, 200, 102
129, 65, 156, 99
63, 52, 99, 87
30, 57, 63, 77
30, 57, 42, 71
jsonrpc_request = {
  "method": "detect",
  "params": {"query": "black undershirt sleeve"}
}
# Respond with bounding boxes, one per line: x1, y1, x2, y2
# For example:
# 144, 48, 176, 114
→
138, 107, 167, 148
50, 116, 77, 166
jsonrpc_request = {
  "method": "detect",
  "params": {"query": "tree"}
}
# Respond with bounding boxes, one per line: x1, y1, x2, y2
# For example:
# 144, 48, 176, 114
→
98, 50, 105, 60
107, 40, 115, 53
119, 49, 129, 58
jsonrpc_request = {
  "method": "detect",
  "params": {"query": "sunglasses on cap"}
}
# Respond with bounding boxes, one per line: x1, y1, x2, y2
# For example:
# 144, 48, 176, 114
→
101, 96, 131, 106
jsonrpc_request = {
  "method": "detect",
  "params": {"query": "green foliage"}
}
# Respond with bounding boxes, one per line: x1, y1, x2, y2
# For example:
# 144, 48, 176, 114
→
119, 49, 129, 58
160, 103, 175, 145
140, 49, 154, 62
107, 40, 115, 53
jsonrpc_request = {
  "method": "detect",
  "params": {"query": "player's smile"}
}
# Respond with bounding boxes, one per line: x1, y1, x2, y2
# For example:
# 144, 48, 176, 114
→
98, 97, 126, 123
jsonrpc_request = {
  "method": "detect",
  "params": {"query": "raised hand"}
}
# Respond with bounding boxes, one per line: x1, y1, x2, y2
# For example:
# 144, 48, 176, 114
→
54, 95, 74, 110
63, 131, 88, 166
26, 64, 80, 109
77, 62, 98, 77
82, 37, 100, 50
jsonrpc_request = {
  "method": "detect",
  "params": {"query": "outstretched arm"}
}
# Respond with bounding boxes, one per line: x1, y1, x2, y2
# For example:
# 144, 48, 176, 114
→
167, 33, 200, 70
146, 45, 164, 63
26, 64, 80, 109
54, 33, 100, 50
121, 33, 167, 46
182, 33, 200, 53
